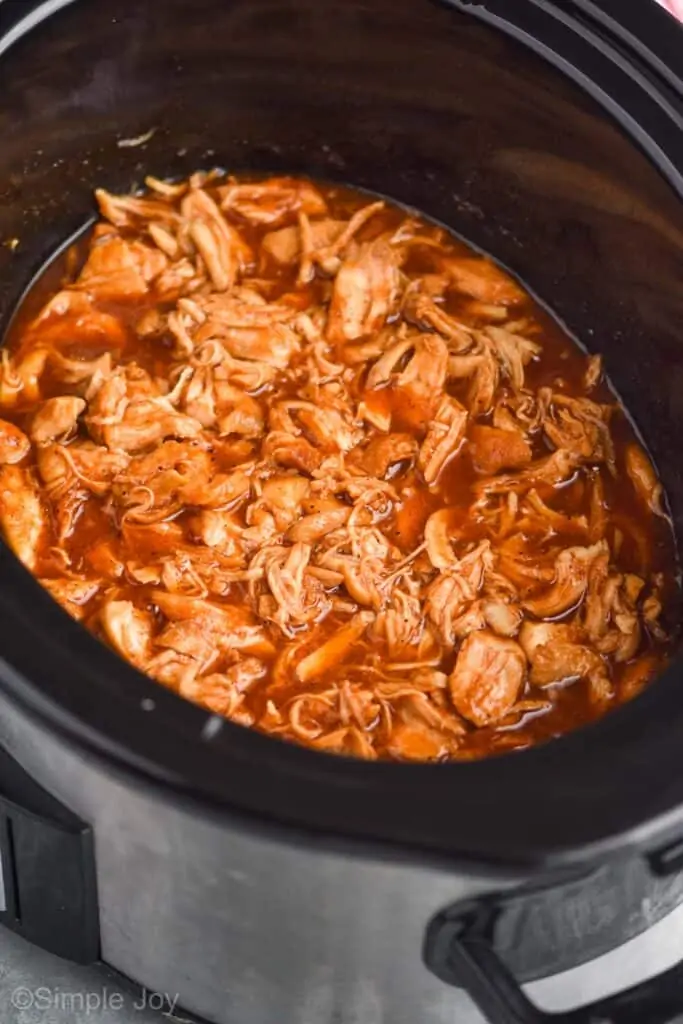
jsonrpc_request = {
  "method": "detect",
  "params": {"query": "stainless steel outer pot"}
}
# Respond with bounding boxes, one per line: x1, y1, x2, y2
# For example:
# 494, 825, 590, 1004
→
0, 1, 683, 1022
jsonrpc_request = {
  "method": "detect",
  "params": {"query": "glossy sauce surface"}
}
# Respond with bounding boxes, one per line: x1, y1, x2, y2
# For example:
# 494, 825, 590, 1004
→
0, 174, 677, 761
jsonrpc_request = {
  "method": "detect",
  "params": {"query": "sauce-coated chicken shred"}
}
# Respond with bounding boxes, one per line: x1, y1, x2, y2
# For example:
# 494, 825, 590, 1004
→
0, 173, 676, 761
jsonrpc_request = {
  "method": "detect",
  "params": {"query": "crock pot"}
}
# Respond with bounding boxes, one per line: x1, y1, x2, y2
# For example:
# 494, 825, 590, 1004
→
1, 1, 683, 1021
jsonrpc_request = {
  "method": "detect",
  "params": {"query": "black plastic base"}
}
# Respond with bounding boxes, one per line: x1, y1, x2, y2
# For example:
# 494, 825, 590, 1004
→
0, 745, 99, 965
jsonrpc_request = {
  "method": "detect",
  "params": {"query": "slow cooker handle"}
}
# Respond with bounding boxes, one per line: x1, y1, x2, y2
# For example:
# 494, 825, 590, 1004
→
424, 897, 683, 1024
0, 744, 99, 964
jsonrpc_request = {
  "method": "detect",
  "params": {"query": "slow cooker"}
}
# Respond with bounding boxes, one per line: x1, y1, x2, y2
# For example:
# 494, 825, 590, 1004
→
1, 1, 683, 1021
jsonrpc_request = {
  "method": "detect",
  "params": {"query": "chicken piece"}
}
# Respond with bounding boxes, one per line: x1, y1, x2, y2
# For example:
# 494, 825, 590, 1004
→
484, 326, 541, 391
583, 551, 643, 663
395, 335, 449, 429
523, 540, 608, 618
402, 284, 474, 352
354, 434, 417, 479
544, 394, 614, 469
469, 424, 532, 475
182, 660, 266, 717
154, 618, 222, 673
31, 396, 86, 445
584, 354, 603, 392
146, 451, 248, 514
327, 241, 401, 344
287, 503, 351, 544
344, 333, 398, 371
390, 693, 465, 757
100, 600, 154, 670
625, 444, 666, 518
312, 201, 387, 272
148, 649, 199, 691
441, 601, 488, 640
157, 542, 250, 595
0, 348, 50, 408
418, 396, 467, 486
262, 218, 347, 265
442, 585, 522, 641
154, 258, 207, 303
0, 353, 25, 408
173, 364, 216, 426
473, 449, 578, 497
442, 256, 525, 306
187, 510, 244, 556
85, 363, 196, 453
317, 549, 386, 610
462, 344, 501, 417
493, 388, 551, 437
26, 293, 127, 352
0, 420, 30, 464
148, 221, 180, 259
34, 445, 91, 539
642, 581, 667, 643
365, 335, 415, 389
95, 189, 182, 229
112, 442, 213, 517
223, 322, 300, 369
37, 441, 129, 499
86, 369, 203, 452
193, 296, 299, 369
153, 592, 273, 657
268, 399, 362, 455
50, 351, 112, 391
252, 543, 331, 636
86, 365, 139, 432
0, 465, 46, 571
108, 399, 203, 453
588, 474, 608, 542
181, 187, 253, 291
482, 598, 523, 637
449, 631, 527, 726
182, 370, 264, 438
179, 672, 242, 716
40, 577, 100, 620
262, 431, 323, 474
249, 475, 311, 533
521, 489, 589, 541
386, 722, 454, 761
376, 669, 449, 702
371, 590, 427, 658
519, 620, 611, 701
298, 401, 364, 454
425, 508, 458, 571
199, 292, 297, 330
364, 333, 448, 430
296, 612, 374, 683
219, 176, 327, 227
582, 546, 613, 642
74, 231, 166, 301
495, 534, 556, 591
425, 541, 495, 645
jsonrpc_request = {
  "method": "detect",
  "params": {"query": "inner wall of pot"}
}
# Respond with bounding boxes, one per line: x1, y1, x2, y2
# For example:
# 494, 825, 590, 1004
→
1, 0, 682, 554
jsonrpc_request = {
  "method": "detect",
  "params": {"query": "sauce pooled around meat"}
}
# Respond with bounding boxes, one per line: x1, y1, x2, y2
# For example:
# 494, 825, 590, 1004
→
0, 172, 677, 761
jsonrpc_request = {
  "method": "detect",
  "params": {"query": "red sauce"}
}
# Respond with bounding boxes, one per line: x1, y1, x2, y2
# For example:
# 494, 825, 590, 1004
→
0, 174, 677, 762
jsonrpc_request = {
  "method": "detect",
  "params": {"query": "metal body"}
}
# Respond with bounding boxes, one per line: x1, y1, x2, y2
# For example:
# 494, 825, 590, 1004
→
5, 703, 683, 1024
0, 705, 506, 1024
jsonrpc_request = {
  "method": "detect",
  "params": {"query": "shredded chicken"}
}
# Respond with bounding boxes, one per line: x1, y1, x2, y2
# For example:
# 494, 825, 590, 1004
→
0, 173, 674, 762
449, 631, 526, 726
